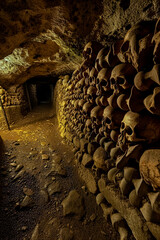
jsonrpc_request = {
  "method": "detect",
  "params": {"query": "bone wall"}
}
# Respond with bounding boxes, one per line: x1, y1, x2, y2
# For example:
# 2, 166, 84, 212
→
0, 84, 29, 128
0, 85, 27, 106
55, 18, 160, 240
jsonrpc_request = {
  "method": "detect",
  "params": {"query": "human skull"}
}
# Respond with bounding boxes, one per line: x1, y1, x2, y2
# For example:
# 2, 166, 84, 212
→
90, 106, 104, 130
87, 86, 97, 96
110, 63, 136, 94
74, 77, 85, 91
82, 101, 94, 116
118, 111, 160, 150
140, 149, 160, 190
95, 47, 110, 71
85, 118, 92, 132
82, 67, 90, 79
78, 99, 85, 110
93, 147, 108, 170
103, 106, 125, 130
96, 68, 112, 95
121, 21, 155, 70
83, 41, 103, 63
89, 67, 98, 86
105, 41, 121, 67
152, 17, 160, 64
86, 85, 97, 104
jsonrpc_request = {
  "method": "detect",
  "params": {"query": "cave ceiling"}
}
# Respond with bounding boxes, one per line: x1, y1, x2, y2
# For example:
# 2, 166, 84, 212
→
0, 0, 159, 88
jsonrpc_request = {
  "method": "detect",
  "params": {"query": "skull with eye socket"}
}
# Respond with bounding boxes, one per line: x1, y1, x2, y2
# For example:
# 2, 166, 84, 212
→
120, 21, 155, 70
110, 63, 136, 95
118, 111, 160, 151
83, 41, 103, 64
96, 68, 112, 95
95, 47, 110, 71
86, 85, 97, 104
89, 67, 98, 86
90, 106, 104, 133
102, 106, 125, 132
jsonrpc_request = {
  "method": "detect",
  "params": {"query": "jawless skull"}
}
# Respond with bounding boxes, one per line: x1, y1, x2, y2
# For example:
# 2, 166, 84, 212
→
118, 111, 160, 150
121, 21, 155, 70
110, 63, 136, 94
96, 68, 112, 95
83, 41, 103, 63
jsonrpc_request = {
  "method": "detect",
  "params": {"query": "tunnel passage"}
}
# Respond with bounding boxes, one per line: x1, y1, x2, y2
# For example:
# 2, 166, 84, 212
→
26, 75, 57, 108
36, 84, 53, 104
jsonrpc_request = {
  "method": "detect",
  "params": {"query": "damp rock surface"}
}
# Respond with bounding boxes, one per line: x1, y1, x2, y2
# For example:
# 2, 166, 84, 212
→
0, 0, 159, 88
61, 190, 85, 219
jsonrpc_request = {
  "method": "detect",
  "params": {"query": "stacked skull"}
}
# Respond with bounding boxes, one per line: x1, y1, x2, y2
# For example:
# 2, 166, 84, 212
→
56, 18, 160, 238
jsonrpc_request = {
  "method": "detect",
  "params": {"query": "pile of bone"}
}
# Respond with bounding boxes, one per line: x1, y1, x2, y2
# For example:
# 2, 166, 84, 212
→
60, 18, 160, 228
56, 75, 71, 139
0, 85, 26, 106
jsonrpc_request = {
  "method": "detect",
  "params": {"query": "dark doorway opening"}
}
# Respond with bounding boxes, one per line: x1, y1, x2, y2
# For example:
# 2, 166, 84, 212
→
26, 75, 57, 109
36, 84, 53, 104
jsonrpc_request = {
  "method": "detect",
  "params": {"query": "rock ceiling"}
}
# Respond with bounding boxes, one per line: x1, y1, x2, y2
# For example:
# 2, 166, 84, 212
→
0, 0, 159, 88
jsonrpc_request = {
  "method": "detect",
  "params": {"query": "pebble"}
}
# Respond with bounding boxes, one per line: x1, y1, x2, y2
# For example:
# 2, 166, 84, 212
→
20, 196, 33, 209
13, 169, 25, 181
101, 231, 107, 236
42, 154, 49, 160
23, 187, 34, 196
90, 213, 96, 222
22, 226, 28, 231
15, 164, 23, 172
29, 151, 38, 158
41, 142, 47, 147
47, 181, 62, 196
83, 219, 88, 225
59, 227, 73, 240
10, 162, 17, 167
39, 189, 49, 204
49, 147, 55, 153
9, 156, 16, 160
61, 190, 85, 219
5, 152, 11, 156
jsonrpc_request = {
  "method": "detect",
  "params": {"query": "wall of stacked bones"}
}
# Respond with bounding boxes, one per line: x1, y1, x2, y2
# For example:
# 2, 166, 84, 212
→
0, 85, 27, 106
56, 17, 160, 240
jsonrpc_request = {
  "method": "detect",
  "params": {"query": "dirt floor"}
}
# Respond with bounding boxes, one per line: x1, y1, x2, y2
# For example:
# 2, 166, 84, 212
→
0, 104, 130, 240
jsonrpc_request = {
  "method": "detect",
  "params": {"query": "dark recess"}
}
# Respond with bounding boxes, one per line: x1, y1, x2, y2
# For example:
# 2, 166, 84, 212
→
120, 0, 130, 11
36, 84, 52, 104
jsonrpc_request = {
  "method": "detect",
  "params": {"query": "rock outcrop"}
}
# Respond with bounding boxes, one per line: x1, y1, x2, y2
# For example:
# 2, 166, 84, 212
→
0, 0, 160, 88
